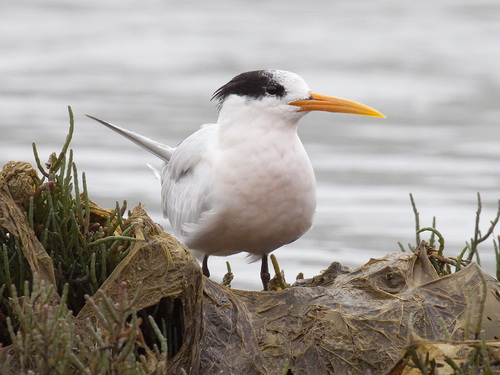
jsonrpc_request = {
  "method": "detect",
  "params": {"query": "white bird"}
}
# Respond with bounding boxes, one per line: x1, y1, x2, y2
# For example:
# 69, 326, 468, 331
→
87, 69, 384, 290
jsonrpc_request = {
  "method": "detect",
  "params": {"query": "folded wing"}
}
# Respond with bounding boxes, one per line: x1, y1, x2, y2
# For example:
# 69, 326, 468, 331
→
161, 124, 218, 241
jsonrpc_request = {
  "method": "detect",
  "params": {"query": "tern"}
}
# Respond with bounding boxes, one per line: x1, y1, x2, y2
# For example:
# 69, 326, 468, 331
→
87, 69, 384, 290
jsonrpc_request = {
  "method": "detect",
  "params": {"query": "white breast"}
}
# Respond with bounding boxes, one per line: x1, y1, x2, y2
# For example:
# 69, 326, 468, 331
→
184, 114, 316, 260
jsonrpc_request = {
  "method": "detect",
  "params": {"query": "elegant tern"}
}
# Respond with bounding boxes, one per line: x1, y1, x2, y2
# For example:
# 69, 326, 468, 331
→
87, 69, 385, 290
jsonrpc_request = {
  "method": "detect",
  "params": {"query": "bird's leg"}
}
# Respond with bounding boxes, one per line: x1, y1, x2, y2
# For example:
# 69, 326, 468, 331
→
260, 255, 270, 291
202, 255, 210, 278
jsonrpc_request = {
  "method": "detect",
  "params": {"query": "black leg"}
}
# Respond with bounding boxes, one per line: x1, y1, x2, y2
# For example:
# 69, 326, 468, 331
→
202, 254, 210, 278
260, 255, 270, 291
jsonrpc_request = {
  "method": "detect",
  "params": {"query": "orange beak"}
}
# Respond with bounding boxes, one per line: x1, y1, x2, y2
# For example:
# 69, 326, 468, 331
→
290, 92, 385, 118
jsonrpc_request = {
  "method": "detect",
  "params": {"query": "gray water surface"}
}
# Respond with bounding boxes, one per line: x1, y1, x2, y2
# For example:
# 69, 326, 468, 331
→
1, 0, 500, 289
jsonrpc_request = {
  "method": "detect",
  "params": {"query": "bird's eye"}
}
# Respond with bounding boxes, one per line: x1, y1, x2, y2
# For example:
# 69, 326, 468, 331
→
266, 85, 278, 95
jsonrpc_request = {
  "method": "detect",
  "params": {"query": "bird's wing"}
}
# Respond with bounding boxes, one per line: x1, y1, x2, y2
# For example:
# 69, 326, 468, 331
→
161, 124, 218, 239
86, 115, 174, 162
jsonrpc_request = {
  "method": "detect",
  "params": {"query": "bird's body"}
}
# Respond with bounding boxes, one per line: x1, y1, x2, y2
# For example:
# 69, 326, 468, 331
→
87, 69, 384, 290
165, 117, 316, 261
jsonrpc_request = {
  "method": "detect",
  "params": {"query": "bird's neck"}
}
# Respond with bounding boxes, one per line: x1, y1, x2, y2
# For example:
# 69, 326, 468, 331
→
216, 98, 303, 148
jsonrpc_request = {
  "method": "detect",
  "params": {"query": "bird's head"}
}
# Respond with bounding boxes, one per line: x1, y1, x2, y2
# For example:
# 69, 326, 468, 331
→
211, 69, 385, 123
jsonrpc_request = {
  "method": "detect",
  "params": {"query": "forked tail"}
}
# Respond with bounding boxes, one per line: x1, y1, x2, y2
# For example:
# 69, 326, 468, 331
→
86, 115, 174, 162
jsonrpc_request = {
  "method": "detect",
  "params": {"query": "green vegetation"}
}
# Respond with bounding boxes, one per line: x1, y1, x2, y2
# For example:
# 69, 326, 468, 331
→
0, 107, 167, 374
399, 193, 500, 280
0, 276, 168, 375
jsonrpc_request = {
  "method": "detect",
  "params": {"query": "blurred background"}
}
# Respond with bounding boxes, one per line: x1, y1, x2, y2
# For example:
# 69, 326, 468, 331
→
1, 0, 500, 289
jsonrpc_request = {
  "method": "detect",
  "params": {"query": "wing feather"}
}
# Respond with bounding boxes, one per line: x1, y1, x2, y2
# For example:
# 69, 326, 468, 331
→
161, 124, 218, 240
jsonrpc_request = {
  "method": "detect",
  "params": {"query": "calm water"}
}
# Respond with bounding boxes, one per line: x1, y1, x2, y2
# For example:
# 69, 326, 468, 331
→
1, 0, 500, 289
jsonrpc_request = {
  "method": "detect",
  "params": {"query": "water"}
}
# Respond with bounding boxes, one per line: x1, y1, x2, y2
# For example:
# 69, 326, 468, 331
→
1, 0, 500, 289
